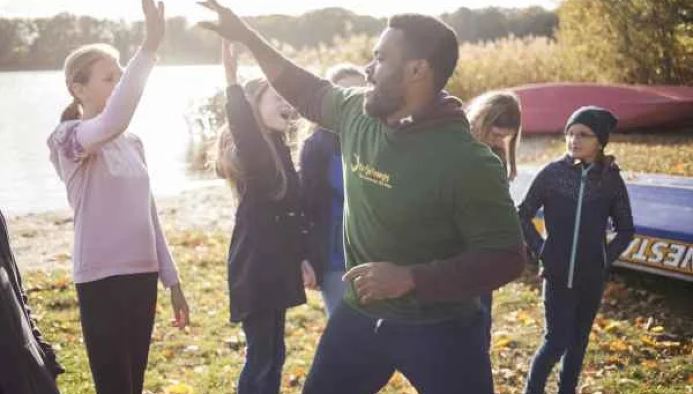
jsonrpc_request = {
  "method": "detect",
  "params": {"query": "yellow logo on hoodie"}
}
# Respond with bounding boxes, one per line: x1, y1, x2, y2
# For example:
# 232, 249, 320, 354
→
350, 154, 392, 189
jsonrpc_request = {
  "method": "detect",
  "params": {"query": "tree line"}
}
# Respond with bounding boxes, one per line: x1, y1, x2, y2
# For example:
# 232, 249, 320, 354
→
0, 6, 557, 70
1, 1, 690, 85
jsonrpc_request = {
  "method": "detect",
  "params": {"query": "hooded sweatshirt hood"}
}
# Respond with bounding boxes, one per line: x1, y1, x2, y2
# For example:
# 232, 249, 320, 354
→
391, 90, 469, 132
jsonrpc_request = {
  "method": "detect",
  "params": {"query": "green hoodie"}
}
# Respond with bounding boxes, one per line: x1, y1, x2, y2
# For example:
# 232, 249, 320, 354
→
315, 88, 523, 322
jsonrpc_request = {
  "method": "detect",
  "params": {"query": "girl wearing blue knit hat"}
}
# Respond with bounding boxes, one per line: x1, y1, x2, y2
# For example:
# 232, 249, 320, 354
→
519, 106, 635, 394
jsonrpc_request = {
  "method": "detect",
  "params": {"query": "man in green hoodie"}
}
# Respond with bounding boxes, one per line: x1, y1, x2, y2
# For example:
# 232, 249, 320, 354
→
199, 2, 527, 393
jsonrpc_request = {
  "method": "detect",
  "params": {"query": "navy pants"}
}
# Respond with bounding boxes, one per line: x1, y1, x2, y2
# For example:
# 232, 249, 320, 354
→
480, 291, 493, 350
525, 280, 604, 394
303, 301, 493, 394
239, 311, 286, 394
76, 273, 158, 394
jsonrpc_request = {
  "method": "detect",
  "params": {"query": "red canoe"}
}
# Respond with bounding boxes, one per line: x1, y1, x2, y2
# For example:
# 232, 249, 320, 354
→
509, 83, 693, 134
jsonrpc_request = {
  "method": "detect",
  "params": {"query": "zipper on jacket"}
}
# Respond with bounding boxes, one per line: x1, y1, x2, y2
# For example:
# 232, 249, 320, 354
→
374, 318, 384, 334
568, 164, 592, 288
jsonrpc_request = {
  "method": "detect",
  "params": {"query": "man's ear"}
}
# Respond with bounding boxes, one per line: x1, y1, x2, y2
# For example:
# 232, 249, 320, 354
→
404, 59, 431, 83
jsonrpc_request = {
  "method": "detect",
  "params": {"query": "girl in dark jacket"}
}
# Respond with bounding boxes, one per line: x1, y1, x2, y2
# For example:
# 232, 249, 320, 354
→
215, 42, 305, 394
519, 106, 635, 394
0, 210, 64, 394
299, 64, 366, 317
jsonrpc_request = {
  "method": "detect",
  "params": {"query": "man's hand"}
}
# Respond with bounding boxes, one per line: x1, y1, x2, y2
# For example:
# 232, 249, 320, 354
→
197, 0, 252, 43
343, 262, 415, 304
198, 0, 300, 84
301, 260, 319, 290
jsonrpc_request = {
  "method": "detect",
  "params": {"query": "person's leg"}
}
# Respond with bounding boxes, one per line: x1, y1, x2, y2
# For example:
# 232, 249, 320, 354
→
302, 301, 395, 394
239, 310, 287, 394
557, 283, 604, 394
392, 312, 494, 394
126, 273, 158, 394
319, 270, 348, 318
480, 291, 493, 350
524, 281, 577, 394
77, 276, 134, 394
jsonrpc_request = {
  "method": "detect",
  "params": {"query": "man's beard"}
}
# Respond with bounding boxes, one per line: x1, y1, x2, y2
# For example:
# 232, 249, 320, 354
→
363, 72, 405, 120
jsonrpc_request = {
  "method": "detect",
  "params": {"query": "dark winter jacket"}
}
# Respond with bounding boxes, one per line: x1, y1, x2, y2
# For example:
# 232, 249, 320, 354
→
0, 210, 63, 394
224, 86, 306, 322
518, 155, 635, 289
299, 127, 344, 283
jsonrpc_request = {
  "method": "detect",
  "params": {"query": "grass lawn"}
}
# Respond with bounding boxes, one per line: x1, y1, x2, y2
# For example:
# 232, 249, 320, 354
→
14, 127, 693, 394
25, 227, 693, 394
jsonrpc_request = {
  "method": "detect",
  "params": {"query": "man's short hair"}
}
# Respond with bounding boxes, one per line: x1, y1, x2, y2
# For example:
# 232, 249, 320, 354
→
388, 14, 459, 92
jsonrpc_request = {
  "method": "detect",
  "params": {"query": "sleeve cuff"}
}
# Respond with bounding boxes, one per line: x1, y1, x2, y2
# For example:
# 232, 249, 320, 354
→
160, 271, 180, 289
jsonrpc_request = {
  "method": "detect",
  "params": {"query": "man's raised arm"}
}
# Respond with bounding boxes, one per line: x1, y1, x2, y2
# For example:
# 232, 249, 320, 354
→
198, 0, 336, 124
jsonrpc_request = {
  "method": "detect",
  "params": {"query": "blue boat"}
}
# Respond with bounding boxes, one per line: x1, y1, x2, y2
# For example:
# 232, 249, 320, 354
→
511, 167, 693, 282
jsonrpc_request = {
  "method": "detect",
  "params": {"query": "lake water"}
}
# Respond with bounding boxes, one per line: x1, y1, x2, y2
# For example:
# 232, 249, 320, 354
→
0, 65, 249, 215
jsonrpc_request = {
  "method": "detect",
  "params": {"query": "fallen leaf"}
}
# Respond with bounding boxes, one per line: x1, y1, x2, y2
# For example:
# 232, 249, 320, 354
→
641, 335, 658, 347
657, 341, 681, 350
618, 378, 639, 386
604, 321, 621, 333
649, 326, 665, 334
640, 360, 658, 369
165, 383, 194, 394
609, 340, 628, 352
494, 337, 515, 350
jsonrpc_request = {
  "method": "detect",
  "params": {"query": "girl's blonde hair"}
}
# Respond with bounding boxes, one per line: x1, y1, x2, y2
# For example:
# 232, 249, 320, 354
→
61, 43, 120, 122
465, 91, 522, 180
215, 79, 291, 201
